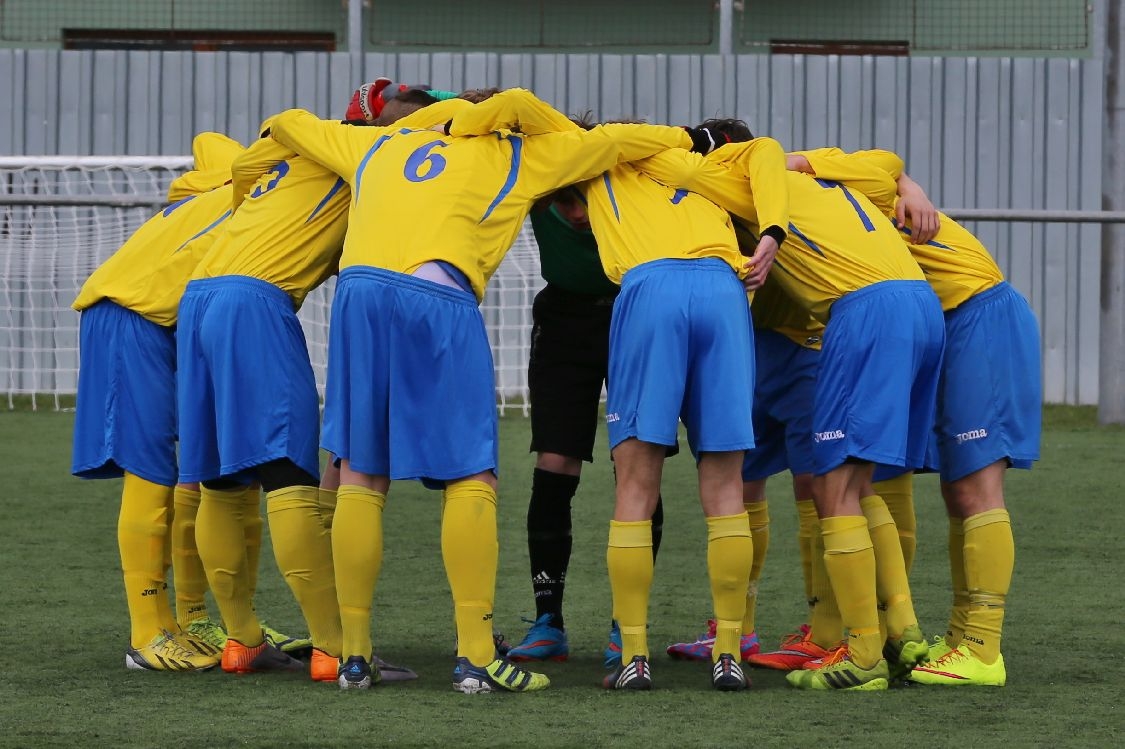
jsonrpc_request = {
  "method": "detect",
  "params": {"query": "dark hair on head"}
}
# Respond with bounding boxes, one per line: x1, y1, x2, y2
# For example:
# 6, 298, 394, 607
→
569, 110, 597, 131
395, 89, 440, 108
459, 87, 502, 104
697, 117, 754, 144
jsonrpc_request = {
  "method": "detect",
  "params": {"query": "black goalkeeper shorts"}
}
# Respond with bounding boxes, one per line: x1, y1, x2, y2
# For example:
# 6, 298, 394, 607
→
528, 284, 616, 463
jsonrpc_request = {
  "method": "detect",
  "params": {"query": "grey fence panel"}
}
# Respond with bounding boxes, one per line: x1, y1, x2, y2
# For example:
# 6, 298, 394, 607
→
0, 49, 1108, 404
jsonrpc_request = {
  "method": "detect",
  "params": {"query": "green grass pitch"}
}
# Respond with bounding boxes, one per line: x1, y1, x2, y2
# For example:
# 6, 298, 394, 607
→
0, 406, 1121, 747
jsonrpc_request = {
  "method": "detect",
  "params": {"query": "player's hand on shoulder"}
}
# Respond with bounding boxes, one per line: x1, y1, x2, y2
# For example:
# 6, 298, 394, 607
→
895, 173, 939, 244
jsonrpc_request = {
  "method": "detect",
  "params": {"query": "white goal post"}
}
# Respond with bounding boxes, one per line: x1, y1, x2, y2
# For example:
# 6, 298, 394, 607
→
0, 156, 545, 412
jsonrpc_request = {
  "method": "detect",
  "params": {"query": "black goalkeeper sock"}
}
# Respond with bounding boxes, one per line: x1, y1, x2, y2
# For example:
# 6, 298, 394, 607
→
527, 468, 580, 628
651, 493, 665, 561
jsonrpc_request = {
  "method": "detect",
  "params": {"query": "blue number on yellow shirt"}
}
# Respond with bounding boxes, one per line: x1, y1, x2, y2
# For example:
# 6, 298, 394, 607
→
815, 178, 875, 232
249, 161, 290, 199
670, 188, 689, 205
403, 141, 448, 183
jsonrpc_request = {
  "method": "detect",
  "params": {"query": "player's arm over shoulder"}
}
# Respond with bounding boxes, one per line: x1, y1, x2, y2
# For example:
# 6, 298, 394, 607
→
231, 135, 296, 211
711, 137, 789, 232
270, 108, 383, 180
395, 97, 473, 130
447, 88, 579, 137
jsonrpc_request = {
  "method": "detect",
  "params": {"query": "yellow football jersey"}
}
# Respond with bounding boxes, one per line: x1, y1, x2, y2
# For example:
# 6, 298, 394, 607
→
641, 142, 923, 323
190, 152, 347, 309
582, 162, 742, 283
269, 95, 692, 301
200, 100, 485, 309
798, 148, 1004, 311
72, 184, 235, 325
731, 223, 824, 350
167, 132, 244, 201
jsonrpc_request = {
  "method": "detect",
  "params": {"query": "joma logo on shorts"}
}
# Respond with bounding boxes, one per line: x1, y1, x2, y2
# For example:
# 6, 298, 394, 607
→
606, 413, 620, 423
813, 430, 845, 443
956, 428, 988, 444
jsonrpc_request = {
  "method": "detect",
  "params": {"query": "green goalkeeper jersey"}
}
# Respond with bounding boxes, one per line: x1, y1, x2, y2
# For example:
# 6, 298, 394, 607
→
529, 204, 619, 297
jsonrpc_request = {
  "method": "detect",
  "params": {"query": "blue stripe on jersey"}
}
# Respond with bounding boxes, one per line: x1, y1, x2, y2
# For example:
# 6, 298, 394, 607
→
306, 177, 347, 224
163, 194, 197, 217
480, 135, 523, 223
354, 134, 392, 204
174, 210, 232, 253
896, 223, 955, 250
787, 221, 823, 256
602, 173, 620, 220
815, 178, 875, 232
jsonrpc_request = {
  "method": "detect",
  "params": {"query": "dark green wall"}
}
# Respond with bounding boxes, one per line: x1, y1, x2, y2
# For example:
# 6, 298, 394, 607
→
0, 0, 1091, 55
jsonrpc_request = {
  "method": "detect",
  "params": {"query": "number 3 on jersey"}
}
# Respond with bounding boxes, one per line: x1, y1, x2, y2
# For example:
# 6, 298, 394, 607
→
249, 162, 290, 199
403, 141, 448, 183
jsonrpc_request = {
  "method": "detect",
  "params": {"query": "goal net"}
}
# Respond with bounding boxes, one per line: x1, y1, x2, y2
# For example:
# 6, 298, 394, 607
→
0, 157, 545, 413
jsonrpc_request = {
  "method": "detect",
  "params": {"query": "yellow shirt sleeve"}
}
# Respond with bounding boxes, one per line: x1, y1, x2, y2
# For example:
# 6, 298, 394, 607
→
165, 133, 244, 201
447, 88, 581, 136
636, 138, 790, 233
231, 136, 296, 212
394, 97, 474, 129
192, 132, 245, 173
270, 109, 392, 182
794, 147, 904, 216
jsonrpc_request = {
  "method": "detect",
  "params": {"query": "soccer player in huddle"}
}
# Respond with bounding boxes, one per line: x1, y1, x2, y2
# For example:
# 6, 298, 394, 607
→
506, 132, 670, 669
266, 87, 699, 693
488, 107, 791, 690
666, 273, 824, 665
580, 126, 789, 692
71, 133, 244, 671
175, 83, 462, 682
639, 137, 942, 691
789, 148, 1040, 686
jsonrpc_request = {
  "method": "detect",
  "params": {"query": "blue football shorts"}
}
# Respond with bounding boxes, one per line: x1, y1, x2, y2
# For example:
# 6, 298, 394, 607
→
321, 266, 498, 488
935, 281, 1041, 482
72, 300, 178, 486
742, 328, 818, 482
176, 276, 321, 484
813, 280, 945, 475
606, 258, 754, 456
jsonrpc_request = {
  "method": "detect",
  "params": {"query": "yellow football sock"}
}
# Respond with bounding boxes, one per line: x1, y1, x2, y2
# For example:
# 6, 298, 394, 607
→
873, 473, 916, 573
796, 498, 818, 609
820, 515, 882, 669
808, 519, 842, 648
267, 486, 343, 657
196, 486, 260, 646
860, 495, 918, 639
947, 516, 968, 646
742, 502, 769, 636
708, 512, 753, 661
171, 485, 209, 627
332, 485, 385, 660
319, 487, 338, 530
442, 480, 498, 667
961, 509, 1013, 665
241, 486, 262, 597
607, 519, 653, 661
119, 473, 176, 647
